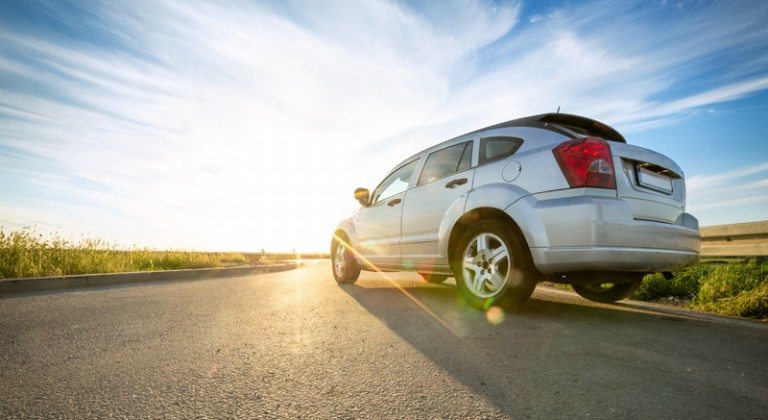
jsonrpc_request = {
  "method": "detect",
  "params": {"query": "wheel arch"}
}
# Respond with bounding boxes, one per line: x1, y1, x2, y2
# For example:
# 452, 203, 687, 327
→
445, 207, 531, 271
438, 182, 535, 268
331, 228, 349, 249
331, 219, 358, 255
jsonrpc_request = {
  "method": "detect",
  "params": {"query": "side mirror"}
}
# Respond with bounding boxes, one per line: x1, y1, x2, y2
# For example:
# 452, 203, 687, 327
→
354, 187, 370, 207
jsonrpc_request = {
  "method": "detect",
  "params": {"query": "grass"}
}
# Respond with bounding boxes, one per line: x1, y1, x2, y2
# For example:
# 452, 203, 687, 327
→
544, 260, 768, 320
635, 259, 768, 320
0, 228, 308, 280
633, 265, 712, 301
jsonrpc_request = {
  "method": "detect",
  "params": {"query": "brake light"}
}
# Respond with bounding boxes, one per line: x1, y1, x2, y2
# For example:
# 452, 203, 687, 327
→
552, 137, 616, 189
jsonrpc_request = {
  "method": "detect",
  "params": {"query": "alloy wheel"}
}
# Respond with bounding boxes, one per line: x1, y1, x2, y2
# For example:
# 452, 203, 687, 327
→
461, 233, 511, 298
334, 243, 346, 277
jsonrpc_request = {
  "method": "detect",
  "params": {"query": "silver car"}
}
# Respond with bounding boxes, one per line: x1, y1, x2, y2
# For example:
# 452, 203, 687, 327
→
331, 113, 700, 310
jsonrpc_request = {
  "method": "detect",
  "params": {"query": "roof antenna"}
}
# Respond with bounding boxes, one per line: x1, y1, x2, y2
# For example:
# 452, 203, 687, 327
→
556, 106, 561, 114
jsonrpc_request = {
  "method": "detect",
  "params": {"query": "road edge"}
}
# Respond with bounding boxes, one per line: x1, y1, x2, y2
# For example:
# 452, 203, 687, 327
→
0, 263, 299, 295
538, 285, 768, 330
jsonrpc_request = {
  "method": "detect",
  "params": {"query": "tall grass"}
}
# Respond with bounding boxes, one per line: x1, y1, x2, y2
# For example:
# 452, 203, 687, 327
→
690, 260, 768, 319
0, 228, 254, 279
635, 260, 768, 320
633, 265, 714, 301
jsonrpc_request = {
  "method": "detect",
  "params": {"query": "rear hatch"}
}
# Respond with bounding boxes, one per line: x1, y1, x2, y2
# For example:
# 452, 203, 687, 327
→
609, 143, 686, 224
542, 113, 686, 224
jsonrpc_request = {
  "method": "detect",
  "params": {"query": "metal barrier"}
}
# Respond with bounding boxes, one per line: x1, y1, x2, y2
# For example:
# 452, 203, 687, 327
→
700, 221, 768, 257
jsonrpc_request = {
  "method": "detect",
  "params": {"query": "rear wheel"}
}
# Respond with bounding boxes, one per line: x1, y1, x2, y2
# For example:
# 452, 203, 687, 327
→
419, 273, 449, 284
453, 219, 537, 311
572, 274, 643, 303
331, 237, 360, 284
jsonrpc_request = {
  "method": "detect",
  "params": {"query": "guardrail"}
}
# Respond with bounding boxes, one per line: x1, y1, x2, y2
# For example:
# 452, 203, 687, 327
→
700, 221, 768, 257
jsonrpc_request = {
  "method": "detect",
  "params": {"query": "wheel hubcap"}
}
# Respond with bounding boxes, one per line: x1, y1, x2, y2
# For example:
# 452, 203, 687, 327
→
462, 233, 510, 298
334, 243, 346, 277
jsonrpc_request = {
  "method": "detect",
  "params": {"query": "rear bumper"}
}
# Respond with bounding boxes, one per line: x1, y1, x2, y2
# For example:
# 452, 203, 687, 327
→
506, 194, 701, 274
530, 246, 699, 274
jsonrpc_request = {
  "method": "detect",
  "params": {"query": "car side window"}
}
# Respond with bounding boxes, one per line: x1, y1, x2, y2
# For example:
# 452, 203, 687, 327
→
372, 159, 420, 203
479, 136, 523, 165
418, 141, 473, 186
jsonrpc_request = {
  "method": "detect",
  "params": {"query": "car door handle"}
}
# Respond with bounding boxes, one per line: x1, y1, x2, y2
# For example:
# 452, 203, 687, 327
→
445, 178, 468, 189
387, 198, 402, 207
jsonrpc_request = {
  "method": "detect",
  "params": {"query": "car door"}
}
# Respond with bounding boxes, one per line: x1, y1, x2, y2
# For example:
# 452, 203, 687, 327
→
356, 159, 420, 269
400, 139, 476, 269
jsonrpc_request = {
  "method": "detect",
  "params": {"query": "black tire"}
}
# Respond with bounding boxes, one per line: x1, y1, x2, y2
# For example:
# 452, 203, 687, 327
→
453, 219, 538, 311
572, 274, 644, 303
331, 236, 360, 284
419, 272, 449, 284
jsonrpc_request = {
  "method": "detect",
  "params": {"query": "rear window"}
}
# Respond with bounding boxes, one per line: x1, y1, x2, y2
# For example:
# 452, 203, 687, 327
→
479, 137, 522, 165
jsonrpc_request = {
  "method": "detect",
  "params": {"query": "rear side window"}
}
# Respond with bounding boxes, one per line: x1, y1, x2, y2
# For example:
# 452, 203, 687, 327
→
479, 136, 523, 164
418, 142, 473, 186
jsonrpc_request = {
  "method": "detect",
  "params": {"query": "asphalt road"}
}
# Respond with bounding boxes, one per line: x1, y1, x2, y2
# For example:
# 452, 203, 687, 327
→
1, 261, 767, 419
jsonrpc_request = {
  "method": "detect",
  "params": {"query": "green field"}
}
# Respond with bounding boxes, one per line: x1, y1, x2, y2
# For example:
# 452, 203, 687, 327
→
0, 228, 317, 280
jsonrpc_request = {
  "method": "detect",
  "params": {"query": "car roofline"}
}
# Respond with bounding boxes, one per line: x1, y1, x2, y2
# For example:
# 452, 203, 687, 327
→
459, 113, 626, 143
387, 113, 627, 174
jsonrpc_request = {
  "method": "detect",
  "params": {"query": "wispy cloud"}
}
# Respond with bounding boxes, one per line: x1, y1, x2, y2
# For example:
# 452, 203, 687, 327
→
687, 162, 768, 192
0, 0, 521, 250
687, 162, 768, 222
1, 0, 767, 250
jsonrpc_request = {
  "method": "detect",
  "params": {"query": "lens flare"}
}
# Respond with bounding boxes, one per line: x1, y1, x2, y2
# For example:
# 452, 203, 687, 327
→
486, 306, 505, 324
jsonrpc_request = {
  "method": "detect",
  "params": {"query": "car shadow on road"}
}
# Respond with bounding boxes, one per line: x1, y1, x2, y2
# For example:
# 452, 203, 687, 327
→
340, 280, 767, 418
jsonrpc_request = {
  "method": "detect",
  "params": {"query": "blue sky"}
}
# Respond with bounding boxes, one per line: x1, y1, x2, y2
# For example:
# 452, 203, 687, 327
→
1, 0, 767, 252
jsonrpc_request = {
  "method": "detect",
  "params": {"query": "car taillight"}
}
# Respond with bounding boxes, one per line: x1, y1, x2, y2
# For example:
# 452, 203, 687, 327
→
552, 137, 616, 189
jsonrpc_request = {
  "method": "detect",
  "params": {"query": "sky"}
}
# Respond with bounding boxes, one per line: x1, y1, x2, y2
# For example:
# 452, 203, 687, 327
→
1, 0, 767, 252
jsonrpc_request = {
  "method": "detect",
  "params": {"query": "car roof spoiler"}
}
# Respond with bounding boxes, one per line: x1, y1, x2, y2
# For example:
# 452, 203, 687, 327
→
467, 113, 627, 143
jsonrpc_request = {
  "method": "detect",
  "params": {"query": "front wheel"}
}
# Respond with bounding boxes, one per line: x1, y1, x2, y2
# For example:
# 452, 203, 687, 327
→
331, 238, 360, 284
572, 275, 644, 303
453, 220, 537, 311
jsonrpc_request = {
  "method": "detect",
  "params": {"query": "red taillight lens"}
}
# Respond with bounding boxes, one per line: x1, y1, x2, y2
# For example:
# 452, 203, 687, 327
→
552, 137, 616, 189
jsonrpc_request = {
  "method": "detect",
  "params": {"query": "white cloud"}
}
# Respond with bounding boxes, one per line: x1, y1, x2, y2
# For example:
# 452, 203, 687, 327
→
1, 0, 767, 250
687, 162, 768, 224
0, 0, 520, 251
687, 162, 768, 193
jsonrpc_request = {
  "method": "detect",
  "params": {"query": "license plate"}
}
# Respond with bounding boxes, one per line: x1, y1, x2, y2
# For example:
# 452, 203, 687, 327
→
636, 166, 673, 193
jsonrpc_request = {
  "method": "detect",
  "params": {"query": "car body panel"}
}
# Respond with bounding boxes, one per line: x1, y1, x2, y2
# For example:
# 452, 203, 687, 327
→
610, 142, 687, 224
504, 193, 700, 274
401, 168, 475, 267
355, 157, 422, 269
356, 191, 405, 268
